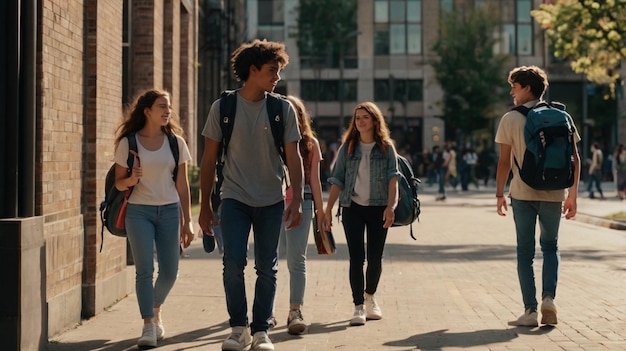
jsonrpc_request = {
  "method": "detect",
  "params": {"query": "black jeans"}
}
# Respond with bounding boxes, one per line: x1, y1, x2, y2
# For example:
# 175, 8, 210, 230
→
341, 202, 388, 305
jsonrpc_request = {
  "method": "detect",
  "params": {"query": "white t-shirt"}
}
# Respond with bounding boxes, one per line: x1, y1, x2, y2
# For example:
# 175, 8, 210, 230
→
351, 141, 375, 206
114, 134, 191, 205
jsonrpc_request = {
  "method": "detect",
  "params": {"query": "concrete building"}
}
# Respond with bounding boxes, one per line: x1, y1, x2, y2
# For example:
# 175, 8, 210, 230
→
0, 1, 199, 349
244, 0, 625, 166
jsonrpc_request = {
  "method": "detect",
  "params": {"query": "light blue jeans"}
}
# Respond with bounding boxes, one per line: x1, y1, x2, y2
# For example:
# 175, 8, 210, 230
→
220, 198, 283, 334
278, 196, 314, 306
125, 202, 181, 319
511, 198, 561, 310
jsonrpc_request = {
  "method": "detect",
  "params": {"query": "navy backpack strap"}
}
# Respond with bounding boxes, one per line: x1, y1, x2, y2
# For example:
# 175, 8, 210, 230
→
167, 133, 179, 182
126, 132, 137, 172
266, 93, 286, 163
219, 90, 238, 162
512, 105, 530, 116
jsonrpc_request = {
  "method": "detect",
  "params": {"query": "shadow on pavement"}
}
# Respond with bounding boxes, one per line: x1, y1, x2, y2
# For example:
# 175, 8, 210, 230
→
383, 327, 525, 350
47, 321, 231, 351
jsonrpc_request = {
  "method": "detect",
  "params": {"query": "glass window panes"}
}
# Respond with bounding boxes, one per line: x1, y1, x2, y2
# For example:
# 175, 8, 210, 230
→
407, 0, 421, 22
258, 0, 284, 25
375, 0, 388, 23
440, 0, 453, 13
503, 24, 515, 55
301, 80, 356, 101
389, 0, 405, 22
407, 24, 421, 54
374, 24, 390, 55
517, 24, 532, 55
374, 79, 423, 101
390, 24, 406, 54
516, 0, 531, 22
374, 0, 422, 55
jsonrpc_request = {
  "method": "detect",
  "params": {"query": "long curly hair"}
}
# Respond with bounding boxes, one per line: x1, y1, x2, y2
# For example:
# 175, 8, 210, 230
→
342, 101, 394, 157
286, 95, 316, 182
115, 89, 184, 148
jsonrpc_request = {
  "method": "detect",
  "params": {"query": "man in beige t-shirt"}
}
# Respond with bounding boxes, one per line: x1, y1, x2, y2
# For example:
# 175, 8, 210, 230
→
494, 65, 581, 328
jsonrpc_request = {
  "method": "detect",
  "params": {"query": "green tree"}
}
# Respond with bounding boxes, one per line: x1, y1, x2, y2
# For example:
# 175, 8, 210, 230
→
532, 0, 626, 95
431, 6, 509, 141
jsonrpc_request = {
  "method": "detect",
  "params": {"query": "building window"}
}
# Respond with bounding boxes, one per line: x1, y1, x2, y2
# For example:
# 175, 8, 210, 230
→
301, 80, 357, 102
374, 79, 423, 102
440, 0, 453, 14
374, 0, 422, 55
495, 0, 533, 55
258, 0, 284, 41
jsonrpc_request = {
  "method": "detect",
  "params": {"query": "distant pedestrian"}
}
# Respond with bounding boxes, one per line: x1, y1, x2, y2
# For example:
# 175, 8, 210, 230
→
495, 65, 581, 327
198, 39, 303, 351
587, 142, 605, 199
276, 95, 325, 335
614, 144, 626, 200
113, 89, 195, 348
323, 101, 399, 327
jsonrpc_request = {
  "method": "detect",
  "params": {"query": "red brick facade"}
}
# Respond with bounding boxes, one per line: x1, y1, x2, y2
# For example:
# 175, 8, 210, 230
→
35, 0, 199, 338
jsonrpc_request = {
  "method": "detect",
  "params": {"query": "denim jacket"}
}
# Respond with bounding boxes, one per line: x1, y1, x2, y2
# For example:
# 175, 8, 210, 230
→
328, 142, 400, 207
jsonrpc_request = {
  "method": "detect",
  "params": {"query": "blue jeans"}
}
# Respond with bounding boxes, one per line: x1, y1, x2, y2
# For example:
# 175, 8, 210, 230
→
125, 203, 181, 319
587, 171, 604, 197
341, 202, 388, 306
220, 198, 283, 334
511, 199, 561, 310
278, 197, 313, 306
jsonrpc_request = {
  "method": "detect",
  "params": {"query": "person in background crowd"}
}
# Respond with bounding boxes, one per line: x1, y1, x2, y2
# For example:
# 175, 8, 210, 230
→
587, 142, 604, 199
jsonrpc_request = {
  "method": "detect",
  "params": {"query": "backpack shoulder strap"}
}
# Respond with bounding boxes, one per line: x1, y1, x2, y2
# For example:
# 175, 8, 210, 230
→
219, 90, 238, 161
512, 105, 530, 116
126, 132, 138, 173
167, 133, 179, 182
266, 92, 286, 162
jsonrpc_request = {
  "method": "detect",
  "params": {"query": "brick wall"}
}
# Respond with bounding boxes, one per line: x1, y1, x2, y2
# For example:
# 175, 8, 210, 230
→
38, 0, 199, 338
40, 0, 87, 336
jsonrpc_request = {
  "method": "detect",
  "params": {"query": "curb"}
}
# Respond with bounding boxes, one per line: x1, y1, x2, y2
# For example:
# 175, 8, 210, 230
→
574, 213, 626, 231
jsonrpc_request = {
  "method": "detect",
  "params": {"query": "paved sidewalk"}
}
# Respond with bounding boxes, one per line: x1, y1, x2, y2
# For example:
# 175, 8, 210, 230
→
49, 183, 626, 350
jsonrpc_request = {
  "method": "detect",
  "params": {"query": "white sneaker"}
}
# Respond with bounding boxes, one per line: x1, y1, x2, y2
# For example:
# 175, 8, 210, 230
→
287, 309, 306, 335
222, 326, 252, 351
251, 331, 274, 351
137, 323, 157, 349
541, 296, 558, 325
507, 309, 538, 327
364, 295, 382, 320
349, 305, 366, 326
154, 308, 164, 340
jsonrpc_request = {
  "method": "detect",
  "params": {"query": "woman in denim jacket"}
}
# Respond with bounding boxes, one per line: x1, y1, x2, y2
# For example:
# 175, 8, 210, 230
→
323, 101, 399, 327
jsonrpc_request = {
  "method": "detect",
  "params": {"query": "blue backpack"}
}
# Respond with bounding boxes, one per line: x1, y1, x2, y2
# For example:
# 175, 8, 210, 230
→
392, 154, 421, 240
513, 101, 576, 190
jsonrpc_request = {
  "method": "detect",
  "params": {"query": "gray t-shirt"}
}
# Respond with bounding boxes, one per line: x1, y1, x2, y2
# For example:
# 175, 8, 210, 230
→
202, 93, 301, 207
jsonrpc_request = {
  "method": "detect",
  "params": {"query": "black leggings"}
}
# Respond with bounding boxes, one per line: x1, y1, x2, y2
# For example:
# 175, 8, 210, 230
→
341, 202, 388, 305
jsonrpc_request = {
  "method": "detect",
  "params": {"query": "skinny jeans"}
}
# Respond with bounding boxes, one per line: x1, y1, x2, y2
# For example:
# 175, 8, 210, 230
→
511, 198, 561, 310
125, 202, 181, 319
341, 202, 388, 306
278, 195, 314, 306
220, 198, 283, 334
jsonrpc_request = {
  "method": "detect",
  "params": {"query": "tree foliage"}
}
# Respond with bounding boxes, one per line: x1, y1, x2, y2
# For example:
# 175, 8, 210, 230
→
296, 0, 357, 67
431, 7, 509, 139
532, 0, 626, 95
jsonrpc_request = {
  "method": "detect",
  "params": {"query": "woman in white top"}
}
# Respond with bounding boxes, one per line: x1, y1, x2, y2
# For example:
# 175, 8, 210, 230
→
113, 89, 194, 348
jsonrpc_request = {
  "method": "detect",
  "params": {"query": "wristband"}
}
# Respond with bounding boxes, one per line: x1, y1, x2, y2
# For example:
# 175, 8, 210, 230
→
496, 194, 504, 198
